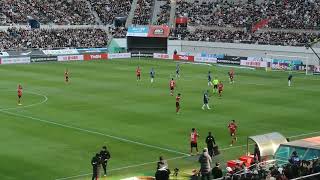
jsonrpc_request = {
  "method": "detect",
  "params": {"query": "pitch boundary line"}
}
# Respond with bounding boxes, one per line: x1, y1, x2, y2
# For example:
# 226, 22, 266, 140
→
0, 110, 189, 157
0, 90, 48, 111
53, 130, 320, 180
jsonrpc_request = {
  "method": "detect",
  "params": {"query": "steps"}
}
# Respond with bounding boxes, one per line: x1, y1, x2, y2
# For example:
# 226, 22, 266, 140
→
126, 0, 139, 27
84, 0, 102, 25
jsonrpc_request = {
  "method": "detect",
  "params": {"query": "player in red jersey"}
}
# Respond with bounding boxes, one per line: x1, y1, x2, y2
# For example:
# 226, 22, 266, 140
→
228, 120, 238, 146
136, 66, 141, 81
169, 78, 176, 96
64, 69, 69, 83
176, 93, 181, 114
218, 81, 224, 97
17, 84, 23, 105
190, 128, 199, 155
228, 68, 234, 84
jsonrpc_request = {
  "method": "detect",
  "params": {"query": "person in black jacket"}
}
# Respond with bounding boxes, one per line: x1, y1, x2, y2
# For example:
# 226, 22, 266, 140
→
100, 146, 111, 176
205, 132, 216, 157
212, 162, 223, 179
253, 144, 261, 162
91, 153, 100, 180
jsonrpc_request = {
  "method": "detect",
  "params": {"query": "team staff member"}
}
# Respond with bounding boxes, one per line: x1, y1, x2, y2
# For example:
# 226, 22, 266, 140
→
91, 153, 100, 180
190, 128, 199, 155
100, 146, 111, 176
205, 132, 216, 157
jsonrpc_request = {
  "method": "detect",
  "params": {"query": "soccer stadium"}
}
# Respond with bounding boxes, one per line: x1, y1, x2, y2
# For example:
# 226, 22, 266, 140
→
1, 0, 320, 180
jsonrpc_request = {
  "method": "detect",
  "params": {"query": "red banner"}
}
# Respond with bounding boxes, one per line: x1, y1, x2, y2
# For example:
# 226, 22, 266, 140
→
147, 25, 170, 38
84, 54, 108, 61
173, 54, 194, 62
176, 17, 188, 24
252, 18, 269, 32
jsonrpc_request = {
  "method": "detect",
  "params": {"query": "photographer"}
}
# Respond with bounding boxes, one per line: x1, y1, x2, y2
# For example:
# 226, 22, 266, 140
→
100, 146, 111, 176
155, 156, 170, 180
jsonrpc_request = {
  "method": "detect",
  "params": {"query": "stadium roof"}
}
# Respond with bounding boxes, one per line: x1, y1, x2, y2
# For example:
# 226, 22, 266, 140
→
281, 136, 320, 150
248, 132, 288, 157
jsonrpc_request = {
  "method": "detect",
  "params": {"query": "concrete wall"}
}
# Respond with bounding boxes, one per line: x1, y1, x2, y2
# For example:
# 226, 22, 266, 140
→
168, 40, 320, 65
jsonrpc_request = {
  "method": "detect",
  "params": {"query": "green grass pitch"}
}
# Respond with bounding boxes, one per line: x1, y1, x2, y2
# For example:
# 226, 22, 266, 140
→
0, 58, 319, 180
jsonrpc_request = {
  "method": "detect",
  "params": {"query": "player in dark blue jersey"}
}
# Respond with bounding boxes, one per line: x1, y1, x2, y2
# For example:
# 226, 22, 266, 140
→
288, 73, 293, 87
176, 64, 180, 78
150, 68, 155, 83
208, 71, 213, 86
202, 90, 211, 110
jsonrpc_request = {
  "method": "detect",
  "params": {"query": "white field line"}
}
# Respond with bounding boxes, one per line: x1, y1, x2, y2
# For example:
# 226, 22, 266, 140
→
53, 130, 320, 180
0, 110, 189, 156
0, 91, 48, 111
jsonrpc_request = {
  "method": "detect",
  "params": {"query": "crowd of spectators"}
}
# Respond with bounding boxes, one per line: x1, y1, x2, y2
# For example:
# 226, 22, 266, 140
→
172, 28, 320, 47
132, 0, 152, 25
175, 0, 320, 30
0, 28, 108, 49
109, 27, 127, 38
155, 0, 171, 25
212, 150, 320, 180
0, 0, 95, 25
89, 0, 132, 25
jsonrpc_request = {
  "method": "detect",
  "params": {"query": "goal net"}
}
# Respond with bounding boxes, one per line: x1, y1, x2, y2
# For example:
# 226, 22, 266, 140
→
265, 54, 313, 75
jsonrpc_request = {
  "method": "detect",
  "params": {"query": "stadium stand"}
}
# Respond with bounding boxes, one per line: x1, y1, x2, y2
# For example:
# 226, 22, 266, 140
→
89, 0, 133, 25
172, 28, 320, 47
0, 0, 95, 25
132, 0, 153, 25
175, 0, 320, 30
0, 28, 108, 49
110, 27, 127, 38
155, 0, 171, 25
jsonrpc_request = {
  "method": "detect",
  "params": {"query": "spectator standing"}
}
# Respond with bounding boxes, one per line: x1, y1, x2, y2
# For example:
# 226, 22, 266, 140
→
99, 146, 111, 176
212, 162, 223, 179
205, 132, 216, 157
198, 148, 212, 180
